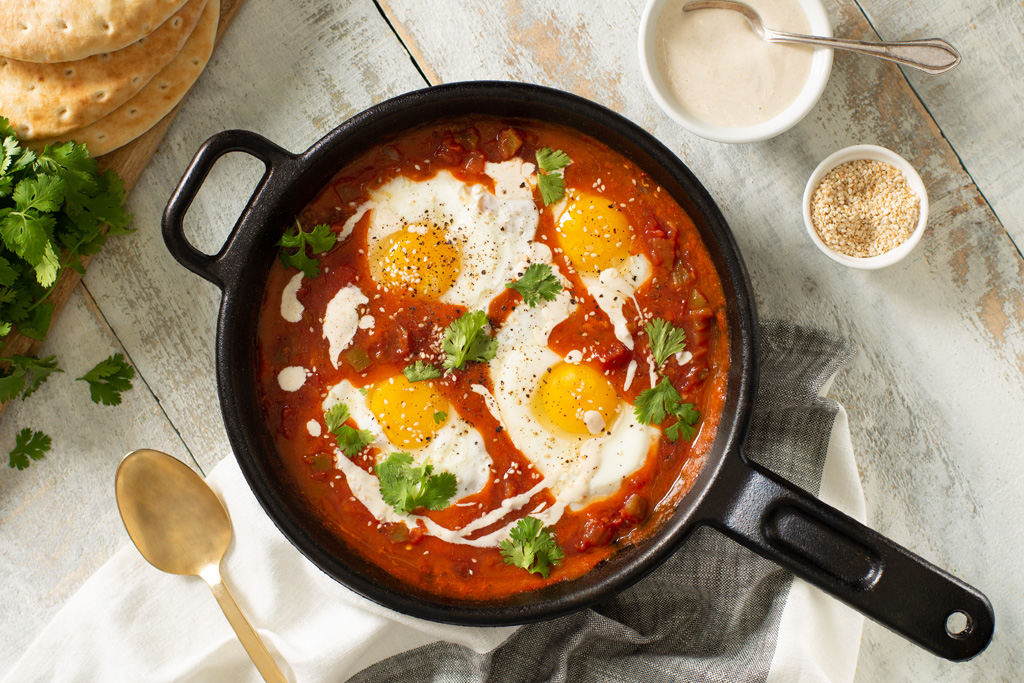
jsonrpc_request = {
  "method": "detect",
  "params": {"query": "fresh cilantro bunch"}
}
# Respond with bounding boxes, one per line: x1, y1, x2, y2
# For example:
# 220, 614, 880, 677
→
277, 219, 335, 278
0, 117, 133, 340
634, 377, 700, 442
324, 401, 374, 457
535, 148, 571, 206
506, 263, 561, 307
499, 517, 565, 578
441, 310, 497, 370
375, 452, 457, 514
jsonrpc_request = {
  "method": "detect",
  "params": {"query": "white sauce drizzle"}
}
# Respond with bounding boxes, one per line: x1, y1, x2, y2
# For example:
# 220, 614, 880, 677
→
280, 272, 304, 323
323, 284, 368, 368
277, 366, 307, 392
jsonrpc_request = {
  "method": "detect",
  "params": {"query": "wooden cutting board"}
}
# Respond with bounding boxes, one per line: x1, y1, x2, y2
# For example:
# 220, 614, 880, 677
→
0, 0, 247, 420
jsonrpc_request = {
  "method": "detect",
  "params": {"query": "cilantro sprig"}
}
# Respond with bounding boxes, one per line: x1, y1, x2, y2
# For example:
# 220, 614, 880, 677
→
403, 361, 442, 383
324, 402, 374, 457
499, 517, 565, 578
505, 263, 561, 307
535, 148, 571, 206
375, 452, 457, 514
0, 354, 62, 402
645, 318, 687, 369
0, 117, 133, 340
634, 377, 701, 442
77, 353, 134, 406
277, 219, 336, 279
8, 428, 51, 470
441, 310, 497, 370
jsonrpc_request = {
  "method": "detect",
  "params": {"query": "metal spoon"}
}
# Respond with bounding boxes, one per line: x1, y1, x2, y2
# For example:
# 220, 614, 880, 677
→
115, 449, 287, 683
683, 0, 961, 74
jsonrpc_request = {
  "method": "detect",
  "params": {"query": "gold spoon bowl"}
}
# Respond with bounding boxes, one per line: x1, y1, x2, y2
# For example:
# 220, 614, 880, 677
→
115, 449, 287, 683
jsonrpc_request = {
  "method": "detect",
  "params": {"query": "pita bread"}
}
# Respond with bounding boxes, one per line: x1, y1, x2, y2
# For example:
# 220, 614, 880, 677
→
30, 0, 219, 157
0, 0, 208, 141
0, 0, 190, 64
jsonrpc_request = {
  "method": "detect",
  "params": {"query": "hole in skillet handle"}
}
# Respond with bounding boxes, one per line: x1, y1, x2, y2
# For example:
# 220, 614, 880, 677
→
162, 130, 298, 291
945, 610, 972, 638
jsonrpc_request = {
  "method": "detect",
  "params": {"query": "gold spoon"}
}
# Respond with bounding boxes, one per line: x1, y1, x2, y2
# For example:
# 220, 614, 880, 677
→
115, 449, 288, 683
683, 0, 961, 74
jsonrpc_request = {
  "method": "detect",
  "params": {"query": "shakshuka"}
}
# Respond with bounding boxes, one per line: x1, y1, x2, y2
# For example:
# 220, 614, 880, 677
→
256, 116, 729, 599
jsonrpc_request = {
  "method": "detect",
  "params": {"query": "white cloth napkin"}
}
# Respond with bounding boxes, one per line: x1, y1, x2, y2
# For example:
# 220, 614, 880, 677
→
5, 387, 865, 683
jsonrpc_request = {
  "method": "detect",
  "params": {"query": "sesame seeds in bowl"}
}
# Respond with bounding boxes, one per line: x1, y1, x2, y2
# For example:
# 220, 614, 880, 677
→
802, 145, 928, 269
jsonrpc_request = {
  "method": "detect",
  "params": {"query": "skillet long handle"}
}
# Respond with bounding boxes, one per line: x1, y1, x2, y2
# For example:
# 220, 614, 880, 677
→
704, 454, 994, 661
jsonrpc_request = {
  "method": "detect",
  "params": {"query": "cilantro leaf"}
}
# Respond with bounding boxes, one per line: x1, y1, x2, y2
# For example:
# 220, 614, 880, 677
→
537, 173, 566, 206
324, 401, 374, 457
506, 262, 562, 307
0, 354, 62, 402
499, 516, 565, 578
634, 377, 701, 442
8, 428, 51, 470
535, 148, 571, 206
375, 452, 457, 514
403, 361, 442, 382
432, 410, 447, 425
77, 353, 134, 406
645, 318, 687, 369
277, 220, 335, 278
441, 310, 497, 370
536, 148, 571, 172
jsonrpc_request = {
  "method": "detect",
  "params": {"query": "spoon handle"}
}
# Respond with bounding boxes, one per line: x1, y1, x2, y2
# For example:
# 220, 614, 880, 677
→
766, 32, 961, 74
205, 569, 289, 683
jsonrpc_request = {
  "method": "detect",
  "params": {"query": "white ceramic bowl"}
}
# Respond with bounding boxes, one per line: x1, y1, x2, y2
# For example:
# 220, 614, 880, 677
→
802, 144, 929, 269
638, 0, 833, 143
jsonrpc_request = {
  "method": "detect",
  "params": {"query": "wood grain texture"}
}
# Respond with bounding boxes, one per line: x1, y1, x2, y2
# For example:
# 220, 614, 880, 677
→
376, 0, 1024, 679
0, 287, 194, 670
0, 0, 247, 422
858, 0, 1024, 252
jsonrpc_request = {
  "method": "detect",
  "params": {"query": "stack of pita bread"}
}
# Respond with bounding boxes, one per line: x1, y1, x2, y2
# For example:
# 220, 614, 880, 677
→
0, 0, 219, 156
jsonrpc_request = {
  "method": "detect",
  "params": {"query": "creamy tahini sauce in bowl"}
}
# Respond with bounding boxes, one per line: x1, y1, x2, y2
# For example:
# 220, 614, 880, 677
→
655, 0, 813, 128
638, 0, 832, 142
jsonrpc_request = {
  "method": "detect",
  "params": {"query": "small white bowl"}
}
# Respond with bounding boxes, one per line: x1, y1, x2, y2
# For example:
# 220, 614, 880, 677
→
637, 0, 833, 143
802, 145, 929, 269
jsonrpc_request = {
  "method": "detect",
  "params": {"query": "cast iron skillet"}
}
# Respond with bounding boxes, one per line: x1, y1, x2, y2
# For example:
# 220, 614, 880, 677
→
162, 82, 993, 661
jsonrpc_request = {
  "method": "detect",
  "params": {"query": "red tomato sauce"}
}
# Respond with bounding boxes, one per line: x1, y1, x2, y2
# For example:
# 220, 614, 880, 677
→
256, 117, 730, 601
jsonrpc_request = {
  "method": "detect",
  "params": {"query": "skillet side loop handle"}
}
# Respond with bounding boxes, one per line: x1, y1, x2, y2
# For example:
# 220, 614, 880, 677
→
162, 130, 295, 289
706, 456, 994, 661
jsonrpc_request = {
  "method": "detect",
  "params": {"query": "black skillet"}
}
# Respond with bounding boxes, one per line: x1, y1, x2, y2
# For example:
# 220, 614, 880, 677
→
161, 81, 994, 661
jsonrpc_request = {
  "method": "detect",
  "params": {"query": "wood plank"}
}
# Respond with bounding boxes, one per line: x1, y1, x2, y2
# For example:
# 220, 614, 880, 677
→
857, 0, 1024, 252
0, 0, 248, 422
377, 0, 1024, 679
0, 287, 194, 672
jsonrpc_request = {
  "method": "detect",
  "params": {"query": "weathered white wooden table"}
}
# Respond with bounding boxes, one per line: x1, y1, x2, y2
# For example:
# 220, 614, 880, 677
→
2, 1, 1021, 679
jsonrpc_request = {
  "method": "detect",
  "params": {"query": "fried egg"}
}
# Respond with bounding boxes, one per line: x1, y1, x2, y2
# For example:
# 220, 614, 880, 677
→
322, 375, 491, 500
487, 248, 658, 509
554, 191, 652, 350
341, 160, 538, 309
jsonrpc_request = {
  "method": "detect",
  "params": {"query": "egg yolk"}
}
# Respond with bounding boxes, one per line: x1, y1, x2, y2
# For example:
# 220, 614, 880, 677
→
368, 374, 449, 448
556, 192, 632, 274
370, 223, 460, 298
538, 362, 620, 435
